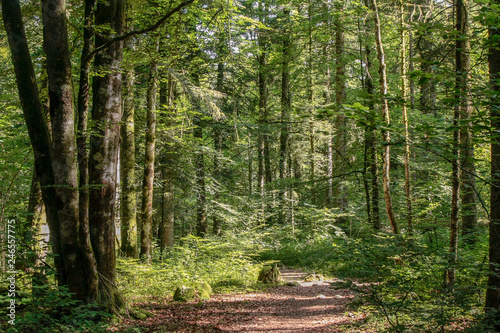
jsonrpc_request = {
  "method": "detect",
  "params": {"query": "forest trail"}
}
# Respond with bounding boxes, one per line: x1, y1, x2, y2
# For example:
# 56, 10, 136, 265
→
115, 269, 368, 332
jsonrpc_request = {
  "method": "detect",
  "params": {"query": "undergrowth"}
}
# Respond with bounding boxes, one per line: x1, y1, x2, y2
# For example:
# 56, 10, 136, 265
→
116, 232, 263, 302
258, 223, 491, 332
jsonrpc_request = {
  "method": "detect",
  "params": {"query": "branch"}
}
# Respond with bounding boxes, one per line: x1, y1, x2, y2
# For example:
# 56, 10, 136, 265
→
85, 0, 195, 62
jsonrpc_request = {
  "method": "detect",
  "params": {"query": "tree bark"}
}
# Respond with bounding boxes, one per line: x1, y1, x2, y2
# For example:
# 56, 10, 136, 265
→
485, 0, 500, 316
279, 9, 291, 224
335, 2, 348, 223
42, 0, 94, 300
307, 0, 316, 205
457, 0, 478, 241
140, 60, 158, 264
159, 75, 176, 249
193, 73, 208, 236
257, 0, 269, 224
76, 0, 99, 301
89, 0, 126, 311
371, 0, 399, 234
120, 32, 138, 258
213, 59, 225, 235
363, 3, 380, 230
400, 3, 413, 236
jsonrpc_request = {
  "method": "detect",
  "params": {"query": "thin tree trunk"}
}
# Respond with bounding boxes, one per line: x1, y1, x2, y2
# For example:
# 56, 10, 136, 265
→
89, 0, 126, 311
193, 73, 208, 236
308, 0, 316, 205
457, 0, 478, 241
335, 2, 348, 223
362, 7, 381, 230
140, 59, 158, 264
76, 0, 99, 300
371, 0, 399, 234
279, 9, 291, 224
120, 31, 138, 258
485, 0, 500, 315
257, 0, 268, 224
159, 75, 176, 249
400, 3, 413, 236
447, 0, 465, 288
213, 59, 224, 235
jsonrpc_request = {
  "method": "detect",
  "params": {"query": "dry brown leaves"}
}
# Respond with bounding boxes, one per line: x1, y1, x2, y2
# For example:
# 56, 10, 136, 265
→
112, 270, 369, 333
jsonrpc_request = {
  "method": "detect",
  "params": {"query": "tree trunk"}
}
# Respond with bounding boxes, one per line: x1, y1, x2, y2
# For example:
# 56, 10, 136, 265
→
335, 2, 348, 223
120, 32, 138, 258
279, 10, 291, 224
89, 0, 126, 311
159, 75, 176, 249
308, 0, 316, 205
371, 0, 399, 234
140, 60, 158, 264
193, 73, 208, 237
76, 0, 99, 301
457, 0, 478, 242
486, 0, 500, 315
362, 8, 381, 230
213, 60, 224, 235
257, 1, 268, 224
42, 0, 94, 300
400, 3, 413, 236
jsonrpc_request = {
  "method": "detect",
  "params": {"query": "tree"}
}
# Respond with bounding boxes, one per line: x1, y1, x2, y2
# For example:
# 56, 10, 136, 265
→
140, 57, 158, 264
485, 0, 500, 317
120, 26, 138, 258
370, 0, 399, 234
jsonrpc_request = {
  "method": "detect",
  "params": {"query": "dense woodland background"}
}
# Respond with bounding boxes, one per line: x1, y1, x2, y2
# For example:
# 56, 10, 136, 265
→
1, 0, 500, 331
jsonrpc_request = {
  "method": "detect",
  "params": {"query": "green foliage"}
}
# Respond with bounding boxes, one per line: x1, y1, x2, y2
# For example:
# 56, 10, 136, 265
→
0, 281, 110, 333
117, 233, 262, 301
260, 224, 490, 331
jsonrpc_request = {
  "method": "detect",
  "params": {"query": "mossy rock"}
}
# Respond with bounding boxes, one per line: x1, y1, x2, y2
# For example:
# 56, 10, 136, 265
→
257, 265, 281, 283
129, 308, 154, 320
173, 282, 212, 302
196, 281, 212, 300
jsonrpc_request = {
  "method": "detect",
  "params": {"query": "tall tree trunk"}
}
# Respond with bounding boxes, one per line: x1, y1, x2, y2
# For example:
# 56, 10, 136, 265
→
335, 2, 348, 223
325, 63, 334, 208
279, 9, 291, 224
213, 59, 224, 235
308, 0, 316, 205
42, 0, 93, 300
89, 0, 126, 311
257, 0, 268, 224
159, 75, 176, 249
457, 0, 478, 241
363, 5, 381, 230
120, 32, 138, 258
76, 0, 99, 301
485, 0, 500, 315
193, 73, 208, 236
447, 0, 466, 287
140, 60, 158, 264
371, 0, 399, 234
400, 3, 413, 236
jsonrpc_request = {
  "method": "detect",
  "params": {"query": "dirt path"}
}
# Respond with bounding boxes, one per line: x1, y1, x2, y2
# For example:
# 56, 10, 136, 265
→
114, 269, 367, 332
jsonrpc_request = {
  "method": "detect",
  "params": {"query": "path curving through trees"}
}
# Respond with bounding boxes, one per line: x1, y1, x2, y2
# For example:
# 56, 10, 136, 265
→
114, 269, 369, 332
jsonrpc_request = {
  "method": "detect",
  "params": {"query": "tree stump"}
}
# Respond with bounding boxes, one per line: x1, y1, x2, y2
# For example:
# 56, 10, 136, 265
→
258, 265, 282, 283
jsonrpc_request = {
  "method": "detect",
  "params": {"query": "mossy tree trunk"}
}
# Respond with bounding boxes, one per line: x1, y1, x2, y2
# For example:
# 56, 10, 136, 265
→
120, 28, 138, 258
89, 0, 126, 311
140, 59, 158, 264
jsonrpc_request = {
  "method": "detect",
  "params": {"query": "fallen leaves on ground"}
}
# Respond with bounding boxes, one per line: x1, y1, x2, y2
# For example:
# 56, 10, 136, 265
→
111, 269, 370, 332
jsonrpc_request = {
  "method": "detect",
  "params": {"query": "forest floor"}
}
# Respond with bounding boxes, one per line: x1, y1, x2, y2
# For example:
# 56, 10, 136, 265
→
112, 269, 372, 332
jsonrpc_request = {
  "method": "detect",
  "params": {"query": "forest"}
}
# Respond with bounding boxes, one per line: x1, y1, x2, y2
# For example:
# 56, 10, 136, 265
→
1, 0, 500, 331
